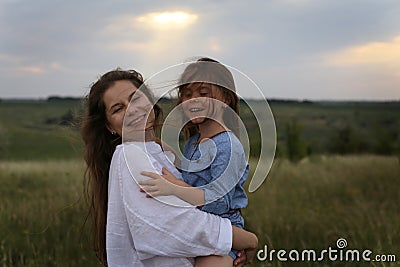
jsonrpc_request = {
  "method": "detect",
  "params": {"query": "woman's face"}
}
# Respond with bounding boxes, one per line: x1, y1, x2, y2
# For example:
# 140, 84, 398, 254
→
103, 80, 155, 137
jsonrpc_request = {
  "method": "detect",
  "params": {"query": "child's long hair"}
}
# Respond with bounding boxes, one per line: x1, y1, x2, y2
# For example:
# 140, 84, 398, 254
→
177, 57, 240, 139
80, 68, 161, 266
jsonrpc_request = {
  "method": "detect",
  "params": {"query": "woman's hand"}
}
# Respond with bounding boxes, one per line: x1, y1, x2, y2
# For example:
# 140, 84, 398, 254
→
244, 246, 257, 265
233, 247, 256, 266
139, 167, 181, 197
233, 250, 246, 266
231, 226, 258, 266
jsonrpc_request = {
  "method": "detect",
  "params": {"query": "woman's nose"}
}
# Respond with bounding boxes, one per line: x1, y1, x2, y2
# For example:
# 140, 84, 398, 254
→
126, 106, 137, 116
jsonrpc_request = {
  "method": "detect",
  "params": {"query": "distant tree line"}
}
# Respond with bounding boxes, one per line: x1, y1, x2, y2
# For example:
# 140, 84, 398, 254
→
45, 109, 81, 127
46, 96, 82, 102
40, 97, 400, 162
280, 120, 400, 163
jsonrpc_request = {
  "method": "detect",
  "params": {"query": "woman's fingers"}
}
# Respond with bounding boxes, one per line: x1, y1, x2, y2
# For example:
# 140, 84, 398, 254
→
233, 250, 246, 266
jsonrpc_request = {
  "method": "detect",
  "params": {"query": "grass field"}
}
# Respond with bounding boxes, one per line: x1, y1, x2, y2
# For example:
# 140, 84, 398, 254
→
0, 99, 399, 266
0, 160, 95, 266
0, 100, 82, 160
245, 155, 400, 266
1, 99, 399, 160
1, 155, 399, 266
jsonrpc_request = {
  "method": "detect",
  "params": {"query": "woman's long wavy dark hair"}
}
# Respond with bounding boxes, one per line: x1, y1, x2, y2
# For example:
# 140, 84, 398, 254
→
81, 68, 161, 266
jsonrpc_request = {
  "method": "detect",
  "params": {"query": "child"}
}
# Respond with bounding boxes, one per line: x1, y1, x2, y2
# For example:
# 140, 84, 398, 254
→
140, 58, 250, 266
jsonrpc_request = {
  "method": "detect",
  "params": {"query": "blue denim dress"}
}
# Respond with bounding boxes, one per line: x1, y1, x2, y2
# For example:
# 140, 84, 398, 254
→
181, 131, 249, 259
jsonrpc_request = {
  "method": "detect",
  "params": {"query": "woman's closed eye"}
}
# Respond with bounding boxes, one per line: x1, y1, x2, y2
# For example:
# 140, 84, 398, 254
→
112, 106, 123, 114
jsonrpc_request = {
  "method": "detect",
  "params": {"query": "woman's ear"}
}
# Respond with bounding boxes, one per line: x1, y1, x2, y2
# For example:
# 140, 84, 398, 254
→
106, 124, 116, 135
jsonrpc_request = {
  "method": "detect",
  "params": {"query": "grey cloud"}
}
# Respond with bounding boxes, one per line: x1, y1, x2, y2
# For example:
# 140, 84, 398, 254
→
0, 0, 399, 99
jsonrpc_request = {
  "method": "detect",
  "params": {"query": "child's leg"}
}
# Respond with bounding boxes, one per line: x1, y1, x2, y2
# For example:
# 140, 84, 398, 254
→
195, 255, 233, 267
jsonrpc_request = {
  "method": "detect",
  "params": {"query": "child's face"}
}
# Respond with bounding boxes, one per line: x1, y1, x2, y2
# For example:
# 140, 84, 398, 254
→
180, 83, 226, 125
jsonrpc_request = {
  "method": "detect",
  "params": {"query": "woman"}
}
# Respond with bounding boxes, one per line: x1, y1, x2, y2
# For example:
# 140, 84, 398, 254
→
81, 68, 258, 266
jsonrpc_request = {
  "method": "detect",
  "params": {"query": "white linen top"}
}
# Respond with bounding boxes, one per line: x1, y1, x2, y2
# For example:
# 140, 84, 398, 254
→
106, 142, 232, 267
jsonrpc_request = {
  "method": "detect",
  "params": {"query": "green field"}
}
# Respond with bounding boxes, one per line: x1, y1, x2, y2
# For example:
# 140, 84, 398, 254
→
1, 98, 399, 160
0, 99, 82, 160
245, 155, 400, 266
0, 99, 399, 266
1, 156, 399, 266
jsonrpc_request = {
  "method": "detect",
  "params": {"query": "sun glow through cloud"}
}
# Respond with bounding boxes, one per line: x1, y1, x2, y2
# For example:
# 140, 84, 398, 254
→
136, 11, 198, 29
153, 12, 194, 24
1, 1, 399, 100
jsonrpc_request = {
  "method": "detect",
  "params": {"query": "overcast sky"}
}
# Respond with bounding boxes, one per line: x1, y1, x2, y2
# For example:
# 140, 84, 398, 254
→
0, 0, 399, 100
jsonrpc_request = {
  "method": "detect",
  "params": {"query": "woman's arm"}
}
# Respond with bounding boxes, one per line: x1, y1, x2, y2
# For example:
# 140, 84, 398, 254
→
232, 226, 258, 264
138, 170, 258, 264
232, 226, 258, 250
120, 144, 232, 259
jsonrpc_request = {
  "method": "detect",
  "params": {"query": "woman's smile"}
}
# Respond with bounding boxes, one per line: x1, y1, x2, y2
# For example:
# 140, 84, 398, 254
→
126, 114, 146, 127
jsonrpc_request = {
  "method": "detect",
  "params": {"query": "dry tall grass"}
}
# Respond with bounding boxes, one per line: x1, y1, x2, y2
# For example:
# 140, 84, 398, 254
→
245, 155, 400, 266
0, 156, 399, 266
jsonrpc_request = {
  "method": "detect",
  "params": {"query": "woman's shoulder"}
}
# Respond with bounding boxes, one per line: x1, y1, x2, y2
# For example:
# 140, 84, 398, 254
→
114, 142, 167, 165
112, 142, 152, 163
115, 142, 162, 152
112, 144, 124, 158
113, 143, 140, 155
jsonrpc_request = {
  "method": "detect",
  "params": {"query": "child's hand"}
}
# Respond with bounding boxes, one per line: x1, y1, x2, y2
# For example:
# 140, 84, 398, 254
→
139, 168, 179, 197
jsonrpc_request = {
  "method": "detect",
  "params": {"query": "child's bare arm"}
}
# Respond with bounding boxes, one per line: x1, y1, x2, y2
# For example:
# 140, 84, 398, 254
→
139, 168, 206, 206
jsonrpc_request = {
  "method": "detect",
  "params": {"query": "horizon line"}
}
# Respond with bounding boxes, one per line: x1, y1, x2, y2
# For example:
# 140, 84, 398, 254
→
1, 95, 399, 103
